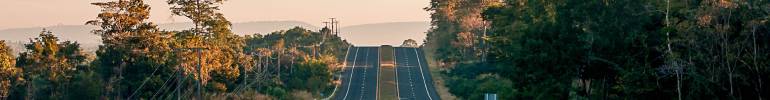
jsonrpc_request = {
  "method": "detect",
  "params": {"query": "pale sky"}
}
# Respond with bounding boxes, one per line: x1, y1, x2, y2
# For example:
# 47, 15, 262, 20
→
0, 0, 430, 29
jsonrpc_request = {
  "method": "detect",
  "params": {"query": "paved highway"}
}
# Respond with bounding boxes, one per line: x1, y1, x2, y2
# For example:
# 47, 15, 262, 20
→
395, 47, 440, 100
333, 47, 439, 100
335, 47, 380, 100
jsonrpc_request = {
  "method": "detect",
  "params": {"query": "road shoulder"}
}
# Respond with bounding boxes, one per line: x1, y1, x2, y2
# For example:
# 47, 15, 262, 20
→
422, 47, 458, 100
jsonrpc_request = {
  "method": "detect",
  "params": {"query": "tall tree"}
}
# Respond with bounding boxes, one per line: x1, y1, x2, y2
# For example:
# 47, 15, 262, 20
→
87, 0, 176, 98
479, 0, 670, 99
425, 0, 501, 64
665, 0, 770, 99
453, 0, 770, 99
168, 0, 247, 92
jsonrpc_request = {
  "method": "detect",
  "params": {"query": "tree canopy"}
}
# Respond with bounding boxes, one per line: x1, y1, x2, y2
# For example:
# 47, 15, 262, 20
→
426, 0, 770, 99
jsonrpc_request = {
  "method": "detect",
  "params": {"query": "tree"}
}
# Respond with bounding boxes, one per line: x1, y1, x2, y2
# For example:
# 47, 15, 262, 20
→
664, 0, 770, 99
242, 27, 351, 98
0, 40, 23, 99
168, 0, 250, 95
87, 0, 176, 98
167, 0, 226, 36
401, 39, 419, 47
15, 30, 89, 99
478, 0, 669, 99
424, 0, 501, 64
427, 0, 770, 99
285, 59, 332, 96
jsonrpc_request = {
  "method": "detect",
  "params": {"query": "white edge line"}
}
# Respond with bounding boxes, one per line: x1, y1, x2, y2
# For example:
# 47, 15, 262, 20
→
342, 47, 360, 100
414, 48, 433, 100
343, 46, 351, 69
394, 47, 401, 99
376, 47, 381, 100
323, 46, 352, 100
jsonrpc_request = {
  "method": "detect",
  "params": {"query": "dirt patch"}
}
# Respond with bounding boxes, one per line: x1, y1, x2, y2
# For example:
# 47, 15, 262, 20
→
291, 91, 313, 100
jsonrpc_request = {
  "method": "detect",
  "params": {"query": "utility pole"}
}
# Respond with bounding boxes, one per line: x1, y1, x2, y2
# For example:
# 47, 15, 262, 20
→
323, 21, 330, 29
324, 22, 330, 32
195, 48, 205, 100
175, 47, 208, 100
329, 18, 337, 35
323, 21, 331, 37
335, 21, 340, 35
481, 21, 487, 62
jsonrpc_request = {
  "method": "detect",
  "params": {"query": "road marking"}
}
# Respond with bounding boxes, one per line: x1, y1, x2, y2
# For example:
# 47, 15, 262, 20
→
360, 48, 370, 100
376, 47, 381, 100
414, 48, 434, 100
394, 48, 401, 99
342, 47, 360, 100
408, 63, 416, 99
324, 46, 353, 100
342, 46, 352, 68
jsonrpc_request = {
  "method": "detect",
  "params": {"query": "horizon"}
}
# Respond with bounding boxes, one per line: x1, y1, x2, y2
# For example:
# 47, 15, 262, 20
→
1, 0, 431, 46
0, 20, 429, 46
0, 0, 430, 30
0, 20, 429, 30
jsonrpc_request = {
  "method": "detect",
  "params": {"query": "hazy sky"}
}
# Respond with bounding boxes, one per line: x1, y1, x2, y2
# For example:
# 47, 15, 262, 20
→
0, 0, 430, 29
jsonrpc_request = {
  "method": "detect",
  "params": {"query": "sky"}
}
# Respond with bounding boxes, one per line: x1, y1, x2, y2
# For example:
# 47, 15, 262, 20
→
0, 0, 430, 30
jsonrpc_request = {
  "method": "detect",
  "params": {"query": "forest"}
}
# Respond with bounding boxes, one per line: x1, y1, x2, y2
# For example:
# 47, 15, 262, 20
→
425, 0, 769, 99
0, 0, 349, 99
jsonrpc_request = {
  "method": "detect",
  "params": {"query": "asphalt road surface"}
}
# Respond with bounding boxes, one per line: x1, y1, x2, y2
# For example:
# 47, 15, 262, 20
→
395, 47, 440, 100
335, 47, 380, 100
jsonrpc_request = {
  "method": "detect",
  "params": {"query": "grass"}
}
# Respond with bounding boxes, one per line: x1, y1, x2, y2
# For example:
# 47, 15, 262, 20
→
380, 45, 395, 66
422, 46, 458, 100
378, 66, 398, 100
378, 46, 398, 100
205, 90, 273, 100
290, 91, 313, 100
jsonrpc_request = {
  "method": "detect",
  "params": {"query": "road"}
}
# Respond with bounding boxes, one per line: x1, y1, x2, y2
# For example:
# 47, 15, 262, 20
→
333, 47, 439, 100
335, 47, 380, 100
395, 47, 440, 100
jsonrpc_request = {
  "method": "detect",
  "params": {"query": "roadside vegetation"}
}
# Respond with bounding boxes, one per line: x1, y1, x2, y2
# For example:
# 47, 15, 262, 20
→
0, 0, 350, 99
425, 0, 770, 99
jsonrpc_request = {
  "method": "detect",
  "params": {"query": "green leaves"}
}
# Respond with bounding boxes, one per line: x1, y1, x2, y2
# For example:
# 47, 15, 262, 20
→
427, 0, 770, 99
0, 40, 23, 99
11, 29, 91, 99
88, 0, 178, 98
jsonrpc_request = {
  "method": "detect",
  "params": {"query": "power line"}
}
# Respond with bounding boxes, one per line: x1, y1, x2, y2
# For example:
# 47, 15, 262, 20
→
167, 74, 189, 100
151, 70, 180, 99
127, 61, 166, 99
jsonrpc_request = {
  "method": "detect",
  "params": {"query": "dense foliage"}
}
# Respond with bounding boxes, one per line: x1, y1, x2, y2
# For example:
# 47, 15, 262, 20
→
425, 0, 501, 63
427, 0, 770, 99
0, 40, 22, 99
86, 0, 178, 98
0, 0, 350, 99
8, 30, 92, 99
243, 27, 351, 98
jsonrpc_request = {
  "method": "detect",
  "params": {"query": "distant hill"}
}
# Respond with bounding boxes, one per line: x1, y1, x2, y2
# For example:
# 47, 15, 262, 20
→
0, 25, 101, 44
0, 21, 429, 49
158, 21, 321, 35
339, 21, 429, 46
0, 21, 320, 44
